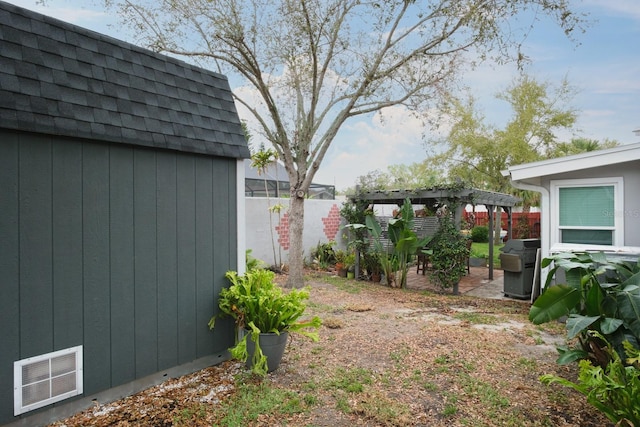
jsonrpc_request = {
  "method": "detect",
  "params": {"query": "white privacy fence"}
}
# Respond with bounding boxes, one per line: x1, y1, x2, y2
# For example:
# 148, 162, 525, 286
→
245, 197, 348, 267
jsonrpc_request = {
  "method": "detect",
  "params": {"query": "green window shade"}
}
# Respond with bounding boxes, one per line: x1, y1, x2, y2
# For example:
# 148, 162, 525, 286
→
561, 229, 613, 245
559, 186, 614, 227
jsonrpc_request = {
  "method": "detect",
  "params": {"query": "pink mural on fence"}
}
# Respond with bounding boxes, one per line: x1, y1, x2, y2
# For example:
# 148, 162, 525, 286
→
275, 204, 341, 250
275, 213, 290, 250
322, 204, 341, 241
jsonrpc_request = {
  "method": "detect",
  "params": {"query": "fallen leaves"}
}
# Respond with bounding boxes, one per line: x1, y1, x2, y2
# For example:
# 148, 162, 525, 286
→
48, 273, 613, 427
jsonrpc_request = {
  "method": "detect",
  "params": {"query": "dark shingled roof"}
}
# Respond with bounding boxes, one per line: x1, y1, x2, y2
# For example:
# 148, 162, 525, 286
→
0, 1, 250, 159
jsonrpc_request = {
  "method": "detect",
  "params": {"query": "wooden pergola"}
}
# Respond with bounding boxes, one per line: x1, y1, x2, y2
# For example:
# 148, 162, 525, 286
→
347, 186, 521, 281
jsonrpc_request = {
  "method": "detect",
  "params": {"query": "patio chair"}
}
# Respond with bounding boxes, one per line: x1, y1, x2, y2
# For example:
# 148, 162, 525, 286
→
416, 247, 430, 275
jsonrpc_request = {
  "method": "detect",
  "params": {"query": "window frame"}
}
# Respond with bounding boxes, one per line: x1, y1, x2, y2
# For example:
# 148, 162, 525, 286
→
550, 177, 624, 248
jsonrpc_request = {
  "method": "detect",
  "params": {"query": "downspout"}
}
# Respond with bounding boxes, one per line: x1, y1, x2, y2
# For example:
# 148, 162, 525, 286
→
507, 178, 550, 289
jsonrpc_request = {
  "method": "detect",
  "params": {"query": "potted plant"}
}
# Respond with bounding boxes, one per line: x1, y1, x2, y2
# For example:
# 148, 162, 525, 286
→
363, 249, 382, 282
429, 214, 471, 295
344, 251, 356, 279
334, 249, 348, 277
208, 269, 322, 375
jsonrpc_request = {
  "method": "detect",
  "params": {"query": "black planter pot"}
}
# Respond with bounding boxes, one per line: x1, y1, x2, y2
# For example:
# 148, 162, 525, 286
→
245, 331, 289, 372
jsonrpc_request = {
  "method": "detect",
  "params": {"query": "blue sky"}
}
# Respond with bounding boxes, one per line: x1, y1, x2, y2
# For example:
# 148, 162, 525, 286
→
8, 0, 640, 191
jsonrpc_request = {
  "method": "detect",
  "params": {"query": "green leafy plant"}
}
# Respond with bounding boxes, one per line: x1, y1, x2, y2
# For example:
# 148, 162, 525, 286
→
343, 250, 356, 273
311, 240, 336, 270
470, 226, 489, 243
540, 332, 640, 427
362, 215, 397, 286
429, 214, 470, 293
245, 249, 266, 272
387, 198, 432, 288
333, 248, 347, 271
529, 251, 640, 366
209, 269, 321, 375
362, 248, 382, 279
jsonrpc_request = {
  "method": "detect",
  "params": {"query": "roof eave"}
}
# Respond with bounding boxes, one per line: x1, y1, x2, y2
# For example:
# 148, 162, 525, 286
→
506, 142, 640, 182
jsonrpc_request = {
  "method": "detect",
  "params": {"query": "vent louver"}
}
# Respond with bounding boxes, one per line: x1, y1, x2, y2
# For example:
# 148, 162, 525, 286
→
14, 346, 83, 415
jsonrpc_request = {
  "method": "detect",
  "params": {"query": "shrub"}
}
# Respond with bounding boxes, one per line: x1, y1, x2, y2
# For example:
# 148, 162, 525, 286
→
530, 252, 640, 425
470, 226, 489, 243
529, 251, 640, 367
429, 215, 470, 292
311, 240, 336, 269
541, 333, 640, 426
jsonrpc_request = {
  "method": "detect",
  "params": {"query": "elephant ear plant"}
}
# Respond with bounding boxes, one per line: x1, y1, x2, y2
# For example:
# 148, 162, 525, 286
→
529, 252, 640, 425
529, 251, 640, 366
209, 269, 321, 376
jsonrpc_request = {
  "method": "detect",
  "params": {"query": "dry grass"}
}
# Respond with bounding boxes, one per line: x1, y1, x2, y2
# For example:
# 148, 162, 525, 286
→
50, 271, 612, 427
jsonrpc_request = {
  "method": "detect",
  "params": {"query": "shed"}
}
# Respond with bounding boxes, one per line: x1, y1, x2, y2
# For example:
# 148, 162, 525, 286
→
0, 2, 250, 425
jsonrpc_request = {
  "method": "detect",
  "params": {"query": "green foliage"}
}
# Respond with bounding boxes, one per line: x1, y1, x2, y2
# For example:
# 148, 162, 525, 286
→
362, 248, 382, 277
529, 252, 640, 366
344, 199, 428, 288
326, 367, 374, 393
363, 215, 397, 286
311, 240, 336, 269
245, 249, 266, 272
540, 332, 640, 426
431, 75, 579, 198
213, 380, 308, 426
470, 226, 489, 243
470, 241, 504, 267
340, 200, 372, 253
343, 250, 356, 270
429, 215, 470, 291
209, 269, 321, 375
386, 198, 431, 288
333, 249, 347, 266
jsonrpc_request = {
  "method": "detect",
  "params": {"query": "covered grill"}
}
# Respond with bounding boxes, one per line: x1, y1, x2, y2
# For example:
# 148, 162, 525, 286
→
499, 239, 541, 299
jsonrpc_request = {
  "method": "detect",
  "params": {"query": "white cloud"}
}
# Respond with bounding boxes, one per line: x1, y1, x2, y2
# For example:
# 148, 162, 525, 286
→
7, 1, 106, 25
585, 0, 640, 21
315, 106, 427, 191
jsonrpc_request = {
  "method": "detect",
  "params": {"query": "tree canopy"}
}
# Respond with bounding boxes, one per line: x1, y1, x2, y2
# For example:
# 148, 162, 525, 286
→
104, 0, 586, 286
431, 74, 579, 193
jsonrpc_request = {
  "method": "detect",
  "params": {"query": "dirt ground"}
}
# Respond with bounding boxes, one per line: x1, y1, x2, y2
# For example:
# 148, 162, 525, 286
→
49, 270, 612, 427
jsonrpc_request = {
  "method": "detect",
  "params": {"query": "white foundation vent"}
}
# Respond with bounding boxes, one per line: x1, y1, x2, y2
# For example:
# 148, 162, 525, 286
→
14, 346, 83, 415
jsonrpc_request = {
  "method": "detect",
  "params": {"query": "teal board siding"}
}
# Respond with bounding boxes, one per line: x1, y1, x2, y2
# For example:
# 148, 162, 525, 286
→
82, 143, 112, 393
0, 131, 237, 425
52, 141, 84, 351
195, 157, 215, 357
176, 156, 198, 365
0, 132, 20, 422
133, 149, 159, 378
211, 161, 236, 348
156, 152, 179, 371
19, 136, 54, 357
109, 146, 136, 386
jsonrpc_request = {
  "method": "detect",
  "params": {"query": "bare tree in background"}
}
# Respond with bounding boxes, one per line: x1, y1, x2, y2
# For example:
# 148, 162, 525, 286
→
104, 0, 585, 287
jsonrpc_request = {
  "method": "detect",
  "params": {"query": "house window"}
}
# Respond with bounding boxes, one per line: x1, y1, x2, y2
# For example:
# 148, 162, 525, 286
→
14, 346, 83, 415
552, 178, 623, 246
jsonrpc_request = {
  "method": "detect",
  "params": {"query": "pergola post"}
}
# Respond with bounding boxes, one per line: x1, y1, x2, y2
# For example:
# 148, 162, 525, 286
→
487, 204, 495, 281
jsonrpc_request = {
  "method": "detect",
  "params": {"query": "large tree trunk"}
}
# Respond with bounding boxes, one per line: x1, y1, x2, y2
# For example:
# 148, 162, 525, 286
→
287, 195, 305, 288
